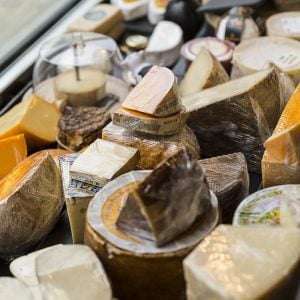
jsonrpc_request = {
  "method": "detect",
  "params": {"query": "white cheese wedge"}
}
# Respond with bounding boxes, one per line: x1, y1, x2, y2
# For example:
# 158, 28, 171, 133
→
70, 139, 139, 185
0, 277, 34, 300
36, 245, 112, 300
180, 47, 229, 97
184, 225, 300, 300
145, 21, 183, 67
147, 0, 168, 25
110, 0, 148, 21
233, 36, 300, 84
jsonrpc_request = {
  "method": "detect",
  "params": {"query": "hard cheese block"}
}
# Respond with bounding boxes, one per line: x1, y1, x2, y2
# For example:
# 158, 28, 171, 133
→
0, 277, 34, 300
68, 4, 123, 34
70, 139, 139, 186
122, 65, 181, 117
117, 149, 211, 246
0, 151, 64, 258
0, 134, 27, 179
102, 122, 200, 169
198, 152, 249, 224
85, 170, 219, 300
262, 83, 300, 187
36, 245, 112, 300
0, 94, 61, 150
180, 47, 229, 97
58, 105, 111, 151
183, 67, 281, 173
184, 225, 300, 300
113, 107, 186, 136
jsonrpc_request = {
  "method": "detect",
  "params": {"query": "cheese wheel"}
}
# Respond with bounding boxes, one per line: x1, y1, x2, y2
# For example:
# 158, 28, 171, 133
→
85, 171, 219, 300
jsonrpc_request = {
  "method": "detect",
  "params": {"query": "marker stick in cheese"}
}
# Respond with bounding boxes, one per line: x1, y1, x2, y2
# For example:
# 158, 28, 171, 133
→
70, 139, 139, 186
184, 225, 300, 300
55, 68, 106, 107
0, 95, 61, 150
122, 65, 181, 117
180, 47, 229, 97
36, 245, 112, 300
0, 134, 27, 179
102, 122, 200, 169
68, 4, 123, 34
183, 67, 281, 173
113, 107, 186, 136
262, 83, 300, 187
0, 151, 64, 258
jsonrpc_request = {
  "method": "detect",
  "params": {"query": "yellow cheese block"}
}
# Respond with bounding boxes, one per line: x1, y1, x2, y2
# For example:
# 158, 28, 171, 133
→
0, 134, 27, 179
262, 84, 300, 187
0, 95, 61, 150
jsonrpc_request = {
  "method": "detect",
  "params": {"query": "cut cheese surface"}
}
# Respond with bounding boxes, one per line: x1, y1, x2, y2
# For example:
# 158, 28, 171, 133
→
0, 277, 34, 300
70, 139, 139, 185
0, 134, 27, 179
122, 65, 181, 117
113, 107, 186, 136
184, 225, 300, 300
180, 47, 229, 97
0, 94, 61, 150
36, 245, 112, 300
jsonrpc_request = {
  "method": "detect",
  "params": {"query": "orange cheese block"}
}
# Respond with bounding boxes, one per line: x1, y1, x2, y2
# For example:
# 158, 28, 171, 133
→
0, 95, 61, 150
0, 134, 27, 179
121, 65, 181, 117
262, 83, 300, 187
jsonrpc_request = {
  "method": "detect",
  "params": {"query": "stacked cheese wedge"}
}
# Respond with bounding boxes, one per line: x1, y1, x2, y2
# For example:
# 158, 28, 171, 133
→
262, 83, 300, 187
106, 65, 200, 169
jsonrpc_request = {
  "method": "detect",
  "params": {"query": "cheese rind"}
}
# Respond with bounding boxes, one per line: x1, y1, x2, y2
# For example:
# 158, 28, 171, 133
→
113, 107, 186, 136
102, 122, 200, 169
36, 245, 112, 300
0, 151, 64, 258
184, 225, 300, 300
183, 68, 281, 173
0, 95, 61, 150
180, 47, 229, 97
0, 277, 34, 300
0, 134, 27, 179
70, 139, 139, 185
122, 65, 181, 117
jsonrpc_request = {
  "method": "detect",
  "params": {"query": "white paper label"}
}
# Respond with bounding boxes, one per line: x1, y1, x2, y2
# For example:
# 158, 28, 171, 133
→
282, 17, 300, 34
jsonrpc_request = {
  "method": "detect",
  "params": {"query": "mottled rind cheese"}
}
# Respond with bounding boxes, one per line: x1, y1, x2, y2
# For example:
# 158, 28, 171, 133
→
180, 47, 229, 97
117, 149, 211, 246
122, 65, 181, 117
113, 107, 186, 136
0, 134, 27, 179
70, 139, 139, 186
0, 151, 64, 258
102, 122, 200, 169
184, 225, 300, 300
198, 152, 249, 224
183, 68, 281, 173
0, 95, 61, 150
263, 84, 300, 187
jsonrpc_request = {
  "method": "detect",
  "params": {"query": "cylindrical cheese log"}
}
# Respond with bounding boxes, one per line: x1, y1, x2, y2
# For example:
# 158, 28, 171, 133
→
85, 171, 219, 300
55, 68, 106, 107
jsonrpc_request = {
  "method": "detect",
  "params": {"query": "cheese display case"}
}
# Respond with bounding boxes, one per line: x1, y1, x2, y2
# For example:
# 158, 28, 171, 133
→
0, 0, 300, 299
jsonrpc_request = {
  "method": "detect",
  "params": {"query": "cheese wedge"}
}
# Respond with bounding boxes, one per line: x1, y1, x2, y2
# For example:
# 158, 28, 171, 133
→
70, 139, 139, 186
0, 95, 61, 150
183, 67, 281, 173
36, 245, 112, 300
102, 122, 200, 169
0, 134, 27, 179
262, 84, 300, 187
0, 277, 34, 300
180, 47, 229, 97
113, 107, 186, 136
0, 151, 64, 258
122, 65, 181, 117
110, 0, 148, 21
184, 225, 300, 300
